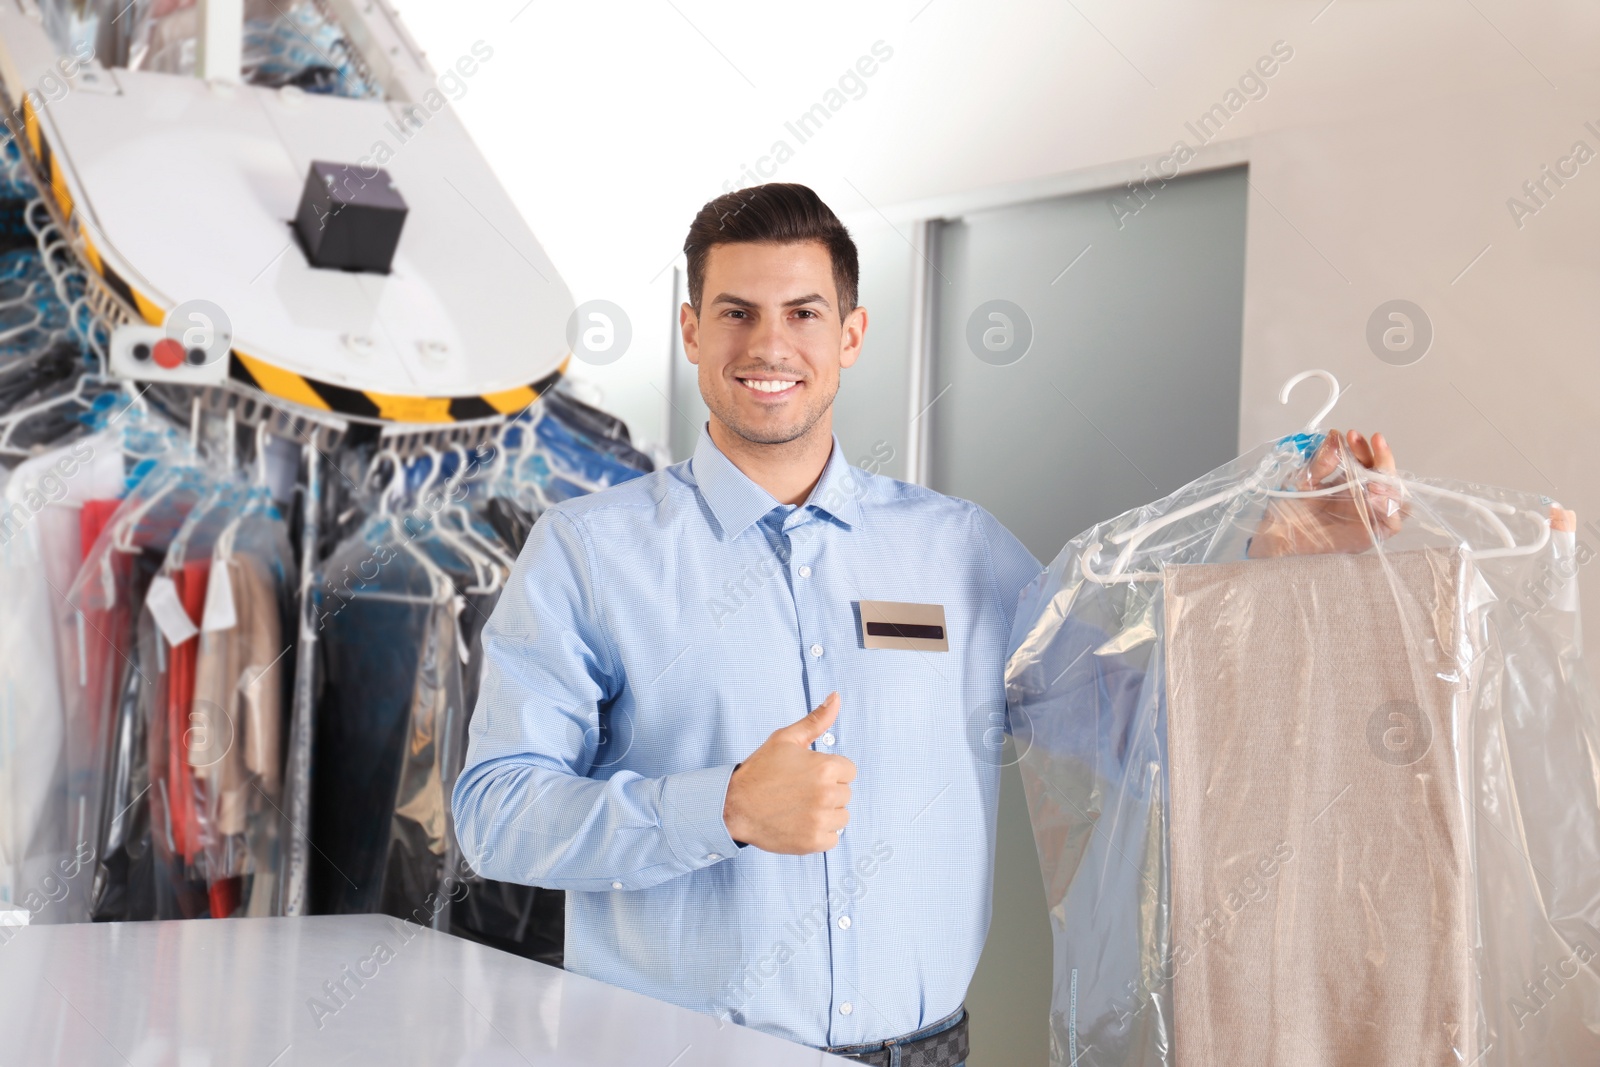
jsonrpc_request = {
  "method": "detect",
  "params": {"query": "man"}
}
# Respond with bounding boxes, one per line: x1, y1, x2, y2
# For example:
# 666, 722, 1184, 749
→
451, 182, 1400, 1065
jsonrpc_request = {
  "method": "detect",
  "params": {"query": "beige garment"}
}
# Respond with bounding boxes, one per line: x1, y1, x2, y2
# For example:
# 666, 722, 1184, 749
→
1164, 548, 1479, 1067
191, 552, 283, 842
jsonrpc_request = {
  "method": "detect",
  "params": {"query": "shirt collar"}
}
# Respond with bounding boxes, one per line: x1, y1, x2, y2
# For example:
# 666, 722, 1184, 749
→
690, 423, 864, 539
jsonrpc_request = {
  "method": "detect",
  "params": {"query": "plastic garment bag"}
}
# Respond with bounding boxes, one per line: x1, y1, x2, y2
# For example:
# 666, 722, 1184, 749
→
1006, 432, 1600, 1067
311, 503, 465, 929
145, 477, 295, 919
191, 494, 295, 918
64, 445, 210, 922
0, 431, 125, 920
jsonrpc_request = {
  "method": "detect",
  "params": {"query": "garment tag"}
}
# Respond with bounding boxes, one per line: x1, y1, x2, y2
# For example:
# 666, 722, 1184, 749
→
146, 575, 199, 645
1553, 529, 1579, 612
858, 600, 949, 651
202, 560, 238, 632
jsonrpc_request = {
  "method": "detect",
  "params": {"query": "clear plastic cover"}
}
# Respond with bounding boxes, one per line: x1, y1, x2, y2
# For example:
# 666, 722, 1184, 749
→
311, 507, 465, 928
151, 480, 295, 918
1006, 431, 1600, 1066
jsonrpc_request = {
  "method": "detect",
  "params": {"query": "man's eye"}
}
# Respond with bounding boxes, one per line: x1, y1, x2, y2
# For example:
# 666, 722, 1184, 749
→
794, 309, 817, 319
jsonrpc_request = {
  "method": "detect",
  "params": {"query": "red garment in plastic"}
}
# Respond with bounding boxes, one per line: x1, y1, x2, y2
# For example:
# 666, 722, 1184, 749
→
166, 561, 209, 866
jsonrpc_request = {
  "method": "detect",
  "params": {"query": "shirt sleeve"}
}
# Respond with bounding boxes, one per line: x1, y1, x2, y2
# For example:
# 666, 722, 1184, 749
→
973, 503, 1045, 637
450, 509, 743, 893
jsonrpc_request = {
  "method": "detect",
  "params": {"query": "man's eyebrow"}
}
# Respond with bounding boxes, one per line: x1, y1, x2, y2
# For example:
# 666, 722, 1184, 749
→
709, 292, 832, 310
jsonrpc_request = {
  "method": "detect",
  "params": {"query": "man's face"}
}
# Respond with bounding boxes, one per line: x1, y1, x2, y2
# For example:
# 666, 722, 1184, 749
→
682, 240, 866, 447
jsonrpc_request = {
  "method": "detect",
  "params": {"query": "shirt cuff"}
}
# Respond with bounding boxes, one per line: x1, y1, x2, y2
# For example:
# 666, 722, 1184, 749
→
660, 763, 744, 868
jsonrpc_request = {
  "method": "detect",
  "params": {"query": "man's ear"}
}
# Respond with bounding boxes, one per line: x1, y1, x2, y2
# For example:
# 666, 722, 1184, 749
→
680, 302, 701, 366
838, 305, 868, 370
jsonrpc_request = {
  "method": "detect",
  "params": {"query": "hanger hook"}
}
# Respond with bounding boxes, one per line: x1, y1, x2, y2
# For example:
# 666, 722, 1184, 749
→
448, 443, 478, 492
1279, 369, 1341, 433
419, 446, 445, 495
375, 449, 405, 517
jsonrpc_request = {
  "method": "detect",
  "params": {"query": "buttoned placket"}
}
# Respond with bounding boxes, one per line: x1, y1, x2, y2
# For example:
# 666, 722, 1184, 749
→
775, 504, 860, 1045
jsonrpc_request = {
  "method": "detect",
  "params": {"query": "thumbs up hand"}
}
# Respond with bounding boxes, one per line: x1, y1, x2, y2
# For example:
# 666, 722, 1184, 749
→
722, 693, 855, 854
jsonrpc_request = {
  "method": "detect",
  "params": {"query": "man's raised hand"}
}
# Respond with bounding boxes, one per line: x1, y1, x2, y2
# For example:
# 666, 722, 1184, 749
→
722, 693, 855, 855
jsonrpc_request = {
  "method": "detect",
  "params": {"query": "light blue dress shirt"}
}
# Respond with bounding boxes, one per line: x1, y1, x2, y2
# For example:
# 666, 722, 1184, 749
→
452, 425, 1043, 1050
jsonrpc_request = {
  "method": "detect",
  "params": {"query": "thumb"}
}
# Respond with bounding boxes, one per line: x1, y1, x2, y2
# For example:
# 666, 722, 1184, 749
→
781, 692, 838, 745
1304, 428, 1342, 487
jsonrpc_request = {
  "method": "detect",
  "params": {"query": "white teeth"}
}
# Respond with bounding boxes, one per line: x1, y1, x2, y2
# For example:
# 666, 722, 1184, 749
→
743, 379, 797, 393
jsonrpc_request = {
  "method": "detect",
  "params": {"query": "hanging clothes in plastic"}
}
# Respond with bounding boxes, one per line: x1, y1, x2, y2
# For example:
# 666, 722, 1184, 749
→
1006, 430, 1600, 1067
306, 400, 652, 957
310, 490, 465, 926
0, 430, 127, 919
189, 512, 294, 918
67, 446, 211, 922
60, 419, 298, 924
142, 468, 295, 920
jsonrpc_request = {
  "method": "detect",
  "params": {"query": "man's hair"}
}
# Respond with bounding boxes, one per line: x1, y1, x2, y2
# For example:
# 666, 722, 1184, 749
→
683, 183, 859, 316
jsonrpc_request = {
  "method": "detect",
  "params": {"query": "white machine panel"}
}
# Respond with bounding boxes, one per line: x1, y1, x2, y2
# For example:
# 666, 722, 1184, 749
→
29, 64, 572, 399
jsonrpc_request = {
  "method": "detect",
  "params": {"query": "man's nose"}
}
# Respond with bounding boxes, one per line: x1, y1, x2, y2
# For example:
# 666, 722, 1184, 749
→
745, 314, 792, 362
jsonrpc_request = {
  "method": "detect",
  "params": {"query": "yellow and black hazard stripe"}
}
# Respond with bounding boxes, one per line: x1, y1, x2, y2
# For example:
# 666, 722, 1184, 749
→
228, 350, 569, 424
18, 97, 568, 424
20, 94, 75, 224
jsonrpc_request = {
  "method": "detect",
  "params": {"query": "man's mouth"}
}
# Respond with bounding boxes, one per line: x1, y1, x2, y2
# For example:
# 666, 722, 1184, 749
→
737, 377, 801, 397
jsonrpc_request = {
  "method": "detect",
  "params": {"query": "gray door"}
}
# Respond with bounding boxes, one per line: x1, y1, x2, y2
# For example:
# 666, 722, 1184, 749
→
928, 165, 1248, 1066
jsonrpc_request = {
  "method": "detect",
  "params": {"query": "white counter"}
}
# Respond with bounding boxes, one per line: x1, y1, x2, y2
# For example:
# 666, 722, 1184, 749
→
0, 914, 845, 1065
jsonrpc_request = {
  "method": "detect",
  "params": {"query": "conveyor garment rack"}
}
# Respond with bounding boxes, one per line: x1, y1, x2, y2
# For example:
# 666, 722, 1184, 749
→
0, 84, 570, 920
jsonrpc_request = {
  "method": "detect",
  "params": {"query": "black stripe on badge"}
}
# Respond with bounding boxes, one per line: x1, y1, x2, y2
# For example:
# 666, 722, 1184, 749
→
865, 621, 946, 641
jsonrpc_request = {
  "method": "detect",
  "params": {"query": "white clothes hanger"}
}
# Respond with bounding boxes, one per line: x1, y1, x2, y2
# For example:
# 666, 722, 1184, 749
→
413, 446, 502, 593
437, 443, 515, 581
1080, 369, 1552, 584
482, 415, 554, 513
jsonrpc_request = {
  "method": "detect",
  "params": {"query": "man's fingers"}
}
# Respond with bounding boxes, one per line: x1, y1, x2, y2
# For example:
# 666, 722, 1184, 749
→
1347, 429, 1374, 469
1368, 430, 1396, 473
826, 754, 857, 784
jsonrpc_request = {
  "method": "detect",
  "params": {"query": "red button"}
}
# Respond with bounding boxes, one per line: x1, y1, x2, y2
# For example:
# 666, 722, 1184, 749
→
152, 339, 186, 369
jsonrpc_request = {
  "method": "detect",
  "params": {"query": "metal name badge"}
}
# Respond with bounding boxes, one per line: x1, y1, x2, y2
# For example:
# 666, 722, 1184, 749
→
858, 600, 949, 652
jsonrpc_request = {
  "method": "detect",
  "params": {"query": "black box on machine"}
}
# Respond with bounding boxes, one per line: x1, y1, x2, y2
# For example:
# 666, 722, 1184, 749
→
293, 160, 408, 274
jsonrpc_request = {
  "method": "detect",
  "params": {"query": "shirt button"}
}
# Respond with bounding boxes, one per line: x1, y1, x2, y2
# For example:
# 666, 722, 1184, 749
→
797, 565, 812, 578
837, 915, 851, 930
819, 732, 835, 746
839, 1002, 853, 1016
611, 881, 622, 890
706, 853, 720, 862
809, 644, 823, 658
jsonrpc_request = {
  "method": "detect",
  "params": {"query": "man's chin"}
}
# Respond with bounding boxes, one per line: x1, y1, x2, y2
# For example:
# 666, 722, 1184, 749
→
714, 405, 819, 447
726, 421, 811, 446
